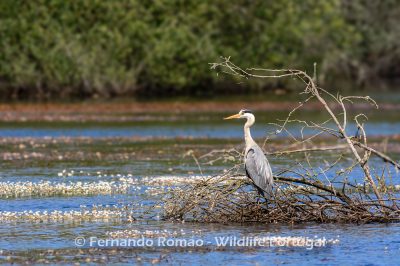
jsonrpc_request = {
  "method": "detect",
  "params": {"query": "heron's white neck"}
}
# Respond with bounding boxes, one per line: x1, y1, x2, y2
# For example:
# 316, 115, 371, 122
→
244, 114, 256, 148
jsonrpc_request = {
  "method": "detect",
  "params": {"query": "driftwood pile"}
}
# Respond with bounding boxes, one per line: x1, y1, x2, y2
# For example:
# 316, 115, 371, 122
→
162, 58, 400, 223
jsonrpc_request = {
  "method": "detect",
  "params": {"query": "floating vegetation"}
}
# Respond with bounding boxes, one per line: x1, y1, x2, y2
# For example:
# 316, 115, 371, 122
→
105, 230, 340, 249
0, 205, 136, 223
106, 229, 203, 238
120, 175, 219, 186
0, 174, 240, 199
0, 180, 133, 199
0, 248, 171, 265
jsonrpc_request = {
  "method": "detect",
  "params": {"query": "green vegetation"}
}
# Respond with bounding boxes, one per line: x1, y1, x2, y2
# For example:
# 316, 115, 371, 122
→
0, 0, 399, 99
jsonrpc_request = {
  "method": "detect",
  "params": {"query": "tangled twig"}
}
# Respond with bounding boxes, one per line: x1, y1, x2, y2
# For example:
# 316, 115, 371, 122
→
160, 57, 400, 224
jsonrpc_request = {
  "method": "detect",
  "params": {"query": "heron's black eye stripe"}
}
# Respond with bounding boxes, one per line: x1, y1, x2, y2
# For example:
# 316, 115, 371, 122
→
241, 109, 252, 114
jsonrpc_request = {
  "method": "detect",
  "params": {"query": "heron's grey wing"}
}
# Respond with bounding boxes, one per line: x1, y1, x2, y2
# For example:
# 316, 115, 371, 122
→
245, 147, 273, 195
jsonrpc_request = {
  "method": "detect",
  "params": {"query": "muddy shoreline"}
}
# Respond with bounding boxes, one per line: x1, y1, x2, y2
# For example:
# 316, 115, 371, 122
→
0, 101, 398, 122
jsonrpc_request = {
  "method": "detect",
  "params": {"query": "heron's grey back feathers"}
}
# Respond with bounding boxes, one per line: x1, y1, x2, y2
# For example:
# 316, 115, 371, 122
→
225, 109, 273, 197
245, 144, 273, 196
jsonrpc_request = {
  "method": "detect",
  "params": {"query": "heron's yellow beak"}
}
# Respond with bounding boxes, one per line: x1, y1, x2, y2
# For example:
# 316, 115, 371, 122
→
224, 113, 241, 120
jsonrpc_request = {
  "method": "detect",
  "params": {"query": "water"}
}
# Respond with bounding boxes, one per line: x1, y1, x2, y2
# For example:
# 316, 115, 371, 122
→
1, 113, 400, 138
0, 109, 400, 265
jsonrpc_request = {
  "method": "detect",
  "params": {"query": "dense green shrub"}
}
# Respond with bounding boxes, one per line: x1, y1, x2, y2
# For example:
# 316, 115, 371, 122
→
0, 0, 398, 99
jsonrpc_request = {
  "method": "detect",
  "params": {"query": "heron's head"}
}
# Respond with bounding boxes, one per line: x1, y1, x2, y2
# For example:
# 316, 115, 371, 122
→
224, 109, 254, 120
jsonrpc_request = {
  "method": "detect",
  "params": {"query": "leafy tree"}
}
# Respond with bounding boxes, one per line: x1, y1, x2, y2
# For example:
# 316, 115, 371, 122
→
0, 0, 395, 99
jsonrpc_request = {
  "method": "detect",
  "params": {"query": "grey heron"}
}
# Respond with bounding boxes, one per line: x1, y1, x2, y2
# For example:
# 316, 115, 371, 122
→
224, 109, 273, 197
